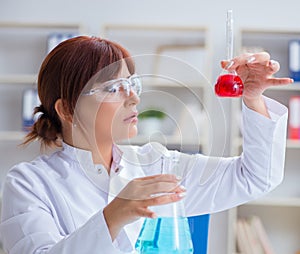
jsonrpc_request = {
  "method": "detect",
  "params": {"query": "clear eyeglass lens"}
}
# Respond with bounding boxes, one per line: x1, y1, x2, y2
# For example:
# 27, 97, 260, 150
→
130, 76, 142, 96
85, 75, 142, 101
105, 83, 121, 93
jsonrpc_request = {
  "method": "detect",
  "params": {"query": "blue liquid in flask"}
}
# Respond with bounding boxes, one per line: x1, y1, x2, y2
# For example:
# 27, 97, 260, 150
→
135, 216, 194, 254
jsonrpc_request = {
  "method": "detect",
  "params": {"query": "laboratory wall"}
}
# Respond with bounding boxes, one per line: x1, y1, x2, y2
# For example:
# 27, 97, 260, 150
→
1, 0, 299, 253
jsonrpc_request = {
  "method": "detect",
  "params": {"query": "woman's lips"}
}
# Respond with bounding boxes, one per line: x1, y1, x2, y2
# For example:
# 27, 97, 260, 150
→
123, 113, 138, 123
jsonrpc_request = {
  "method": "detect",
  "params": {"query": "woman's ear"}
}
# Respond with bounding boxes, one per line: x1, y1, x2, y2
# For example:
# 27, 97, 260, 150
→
55, 99, 73, 123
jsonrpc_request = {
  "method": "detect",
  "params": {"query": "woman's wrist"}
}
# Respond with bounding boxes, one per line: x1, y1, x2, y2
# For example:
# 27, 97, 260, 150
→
243, 95, 270, 119
103, 203, 123, 241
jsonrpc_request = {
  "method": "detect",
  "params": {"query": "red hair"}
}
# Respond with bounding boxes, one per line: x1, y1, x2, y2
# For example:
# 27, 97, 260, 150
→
23, 36, 135, 147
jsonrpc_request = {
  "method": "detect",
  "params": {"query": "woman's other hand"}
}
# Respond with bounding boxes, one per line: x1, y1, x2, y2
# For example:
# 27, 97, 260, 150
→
103, 174, 185, 240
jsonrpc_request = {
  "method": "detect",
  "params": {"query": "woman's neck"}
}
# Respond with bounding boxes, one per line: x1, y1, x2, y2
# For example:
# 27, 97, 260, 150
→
63, 127, 114, 173
92, 141, 113, 174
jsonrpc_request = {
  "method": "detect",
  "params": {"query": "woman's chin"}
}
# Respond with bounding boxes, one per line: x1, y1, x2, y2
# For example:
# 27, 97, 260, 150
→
126, 129, 138, 140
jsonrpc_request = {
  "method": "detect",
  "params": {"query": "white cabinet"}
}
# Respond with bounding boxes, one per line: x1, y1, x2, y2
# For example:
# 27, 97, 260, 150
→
228, 29, 300, 254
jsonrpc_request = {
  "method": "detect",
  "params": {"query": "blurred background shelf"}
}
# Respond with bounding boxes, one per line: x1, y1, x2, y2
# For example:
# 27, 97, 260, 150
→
0, 131, 27, 141
228, 28, 300, 254
245, 197, 300, 207
0, 74, 37, 84
268, 82, 300, 91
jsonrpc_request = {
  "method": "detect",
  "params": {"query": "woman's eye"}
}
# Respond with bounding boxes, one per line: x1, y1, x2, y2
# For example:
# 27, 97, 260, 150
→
131, 81, 137, 88
105, 85, 119, 93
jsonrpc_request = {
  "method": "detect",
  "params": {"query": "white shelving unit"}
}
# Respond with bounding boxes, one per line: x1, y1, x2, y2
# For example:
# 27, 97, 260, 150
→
0, 22, 83, 139
104, 25, 213, 154
228, 29, 300, 254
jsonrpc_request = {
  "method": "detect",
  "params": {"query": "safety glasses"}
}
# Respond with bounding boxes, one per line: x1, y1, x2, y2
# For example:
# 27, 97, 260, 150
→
82, 74, 142, 102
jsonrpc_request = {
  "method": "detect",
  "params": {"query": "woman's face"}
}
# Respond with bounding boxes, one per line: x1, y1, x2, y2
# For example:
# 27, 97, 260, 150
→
74, 60, 140, 147
96, 63, 140, 143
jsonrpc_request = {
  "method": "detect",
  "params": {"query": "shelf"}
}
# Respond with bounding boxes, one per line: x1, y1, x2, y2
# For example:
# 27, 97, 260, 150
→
0, 22, 83, 77
230, 27, 300, 254
0, 74, 37, 84
239, 28, 300, 35
267, 82, 300, 91
244, 197, 300, 207
0, 22, 82, 30
286, 139, 300, 148
0, 131, 27, 141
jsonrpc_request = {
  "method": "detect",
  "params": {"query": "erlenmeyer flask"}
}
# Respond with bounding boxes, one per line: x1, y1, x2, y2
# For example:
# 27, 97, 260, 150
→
214, 69, 243, 97
135, 155, 194, 254
215, 10, 244, 97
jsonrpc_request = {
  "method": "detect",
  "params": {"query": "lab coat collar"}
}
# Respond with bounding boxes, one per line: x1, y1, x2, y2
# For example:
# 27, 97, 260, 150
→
61, 142, 124, 175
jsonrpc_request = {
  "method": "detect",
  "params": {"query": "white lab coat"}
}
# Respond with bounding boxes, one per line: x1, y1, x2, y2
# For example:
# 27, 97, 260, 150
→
0, 97, 288, 254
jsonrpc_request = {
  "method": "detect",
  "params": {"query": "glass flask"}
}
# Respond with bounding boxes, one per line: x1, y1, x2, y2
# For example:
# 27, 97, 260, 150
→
215, 10, 244, 97
214, 71, 243, 97
135, 155, 194, 254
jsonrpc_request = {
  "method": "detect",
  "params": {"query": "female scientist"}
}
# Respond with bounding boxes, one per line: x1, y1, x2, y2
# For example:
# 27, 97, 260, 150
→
0, 36, 292, 253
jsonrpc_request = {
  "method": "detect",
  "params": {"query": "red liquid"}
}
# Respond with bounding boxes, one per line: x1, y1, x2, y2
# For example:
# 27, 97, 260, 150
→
289, 127, 300, 140
215, 74, 244, 97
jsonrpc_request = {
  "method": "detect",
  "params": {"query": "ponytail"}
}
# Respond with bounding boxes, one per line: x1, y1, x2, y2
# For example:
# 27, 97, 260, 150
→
22, 104, 62, 147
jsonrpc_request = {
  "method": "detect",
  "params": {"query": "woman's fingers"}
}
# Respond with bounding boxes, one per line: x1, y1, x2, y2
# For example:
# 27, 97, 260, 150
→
233, 52, 270, 69
117, 174, 183, 200
141, 175, 185, 197
220, 52, 293, 92
221, 52, 271, 71
143, 191, 186, 208
222, 52, 282, 78
266, 77, 294, 86
268, 59, 280, 73
142, 182, 182, 196
136, 207, 157, 218
138, 174, 179, 185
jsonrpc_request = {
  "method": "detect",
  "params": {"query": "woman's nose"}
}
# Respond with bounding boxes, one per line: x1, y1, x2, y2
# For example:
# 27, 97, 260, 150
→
125, 89, 140, 106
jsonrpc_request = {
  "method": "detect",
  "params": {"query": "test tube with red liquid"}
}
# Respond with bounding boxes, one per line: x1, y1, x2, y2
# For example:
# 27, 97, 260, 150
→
215, 10, 244, 97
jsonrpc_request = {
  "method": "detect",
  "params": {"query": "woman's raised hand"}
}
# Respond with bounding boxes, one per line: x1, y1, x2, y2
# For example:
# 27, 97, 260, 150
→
221, 52, 293, 117
221, 52, 293, 100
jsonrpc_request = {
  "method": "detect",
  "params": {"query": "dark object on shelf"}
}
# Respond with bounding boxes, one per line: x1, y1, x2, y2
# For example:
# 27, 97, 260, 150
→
289, 40, 300, 82
22, 88, 40, 131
